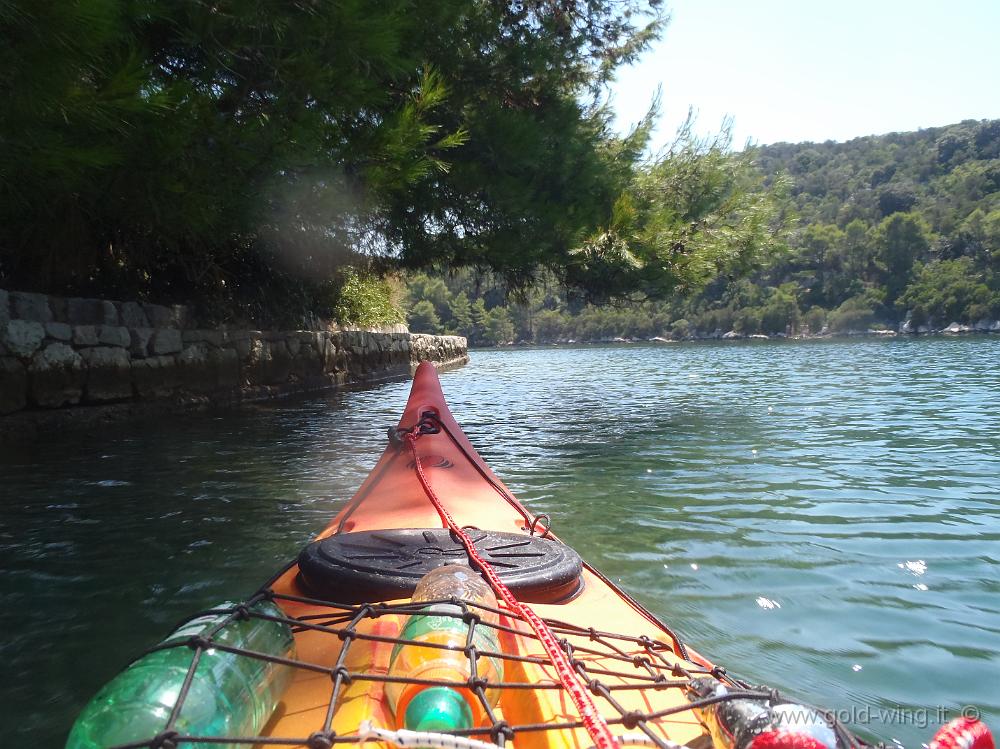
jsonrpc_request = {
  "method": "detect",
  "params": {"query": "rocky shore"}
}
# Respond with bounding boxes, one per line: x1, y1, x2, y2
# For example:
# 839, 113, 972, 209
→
0, 289, 466, 436
519, 318, 1000, 345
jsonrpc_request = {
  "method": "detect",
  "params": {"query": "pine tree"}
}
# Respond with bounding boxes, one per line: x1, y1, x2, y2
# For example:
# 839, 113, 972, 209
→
448, 292, 474, 337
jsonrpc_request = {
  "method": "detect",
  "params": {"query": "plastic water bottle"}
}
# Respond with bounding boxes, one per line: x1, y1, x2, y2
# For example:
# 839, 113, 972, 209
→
761, 704, 838, 749
689, 678, 838, 749
66, 600, 295, 749
386, 565, 504, 731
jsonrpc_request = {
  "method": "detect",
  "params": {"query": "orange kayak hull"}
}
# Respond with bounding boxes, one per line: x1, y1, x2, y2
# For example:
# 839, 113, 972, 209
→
263, 362, 714, 748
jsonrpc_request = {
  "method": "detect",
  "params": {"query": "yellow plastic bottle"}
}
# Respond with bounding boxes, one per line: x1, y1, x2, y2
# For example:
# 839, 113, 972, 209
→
386, 565, 504, 732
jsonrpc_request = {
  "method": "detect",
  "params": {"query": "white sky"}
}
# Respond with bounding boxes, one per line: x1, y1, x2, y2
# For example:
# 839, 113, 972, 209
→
610, 0, 1000, 149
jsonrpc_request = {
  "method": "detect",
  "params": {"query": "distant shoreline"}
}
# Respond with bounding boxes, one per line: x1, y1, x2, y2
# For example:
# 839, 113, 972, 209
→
469, 325, 1000, 349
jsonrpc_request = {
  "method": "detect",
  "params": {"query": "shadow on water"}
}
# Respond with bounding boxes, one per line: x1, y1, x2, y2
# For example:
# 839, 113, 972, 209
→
2, 337, 998, 747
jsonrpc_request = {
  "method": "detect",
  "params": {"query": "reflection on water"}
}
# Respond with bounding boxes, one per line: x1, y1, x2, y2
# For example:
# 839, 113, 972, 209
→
1, 337, 998, 747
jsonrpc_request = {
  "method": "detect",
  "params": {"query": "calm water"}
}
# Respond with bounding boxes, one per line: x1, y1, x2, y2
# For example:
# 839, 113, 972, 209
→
2, 338, 998, 747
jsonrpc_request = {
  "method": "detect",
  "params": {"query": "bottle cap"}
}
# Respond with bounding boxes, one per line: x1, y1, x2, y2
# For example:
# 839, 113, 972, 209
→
403, 687, 474, 732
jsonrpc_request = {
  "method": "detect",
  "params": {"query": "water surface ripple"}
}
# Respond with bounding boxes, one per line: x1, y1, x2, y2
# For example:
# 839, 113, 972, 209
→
1, 337, 998, 747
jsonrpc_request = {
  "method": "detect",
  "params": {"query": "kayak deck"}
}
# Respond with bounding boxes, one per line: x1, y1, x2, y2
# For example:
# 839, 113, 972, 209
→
254, 362, 719, 748
259, 574, 710, 748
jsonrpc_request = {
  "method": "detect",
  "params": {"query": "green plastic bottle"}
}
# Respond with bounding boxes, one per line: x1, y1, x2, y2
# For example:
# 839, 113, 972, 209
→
386, 565, 504, 732
66, 600, 295, 749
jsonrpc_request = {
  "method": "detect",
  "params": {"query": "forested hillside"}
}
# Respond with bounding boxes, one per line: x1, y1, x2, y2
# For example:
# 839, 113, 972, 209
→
404, 119, 1000, 342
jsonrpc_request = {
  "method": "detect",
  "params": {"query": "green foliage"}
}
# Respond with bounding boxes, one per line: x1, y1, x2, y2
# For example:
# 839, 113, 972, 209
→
875, 212, 932, 303
670, 319, 692, 339
566, 122, 792, 300
759, 284, 801, 334
0, 0, 669, 320
725, 118, 999, 330
482, 307, 515, 346
827, 295, 877, 333
802, 306, 827, 335
897, 259, 996, 324
331, 269, 404, 327
447, 292, 473, 337
401, 114, 1000, 345
408, 300, 441, 334
6, 0, 995, 337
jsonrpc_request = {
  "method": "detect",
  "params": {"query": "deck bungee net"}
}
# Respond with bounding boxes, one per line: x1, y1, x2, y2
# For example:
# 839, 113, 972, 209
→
114, 587, 858, 749
75, 373, 992, 749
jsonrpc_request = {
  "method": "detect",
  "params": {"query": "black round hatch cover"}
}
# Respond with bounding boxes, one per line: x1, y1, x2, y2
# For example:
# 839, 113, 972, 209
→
297, 528, 583, 604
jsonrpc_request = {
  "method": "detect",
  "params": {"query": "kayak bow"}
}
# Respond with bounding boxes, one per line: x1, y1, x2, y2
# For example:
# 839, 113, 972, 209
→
267, 361, 715, 749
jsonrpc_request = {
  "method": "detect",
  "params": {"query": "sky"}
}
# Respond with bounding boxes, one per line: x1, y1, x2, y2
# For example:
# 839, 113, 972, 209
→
610, 0, 1000, 150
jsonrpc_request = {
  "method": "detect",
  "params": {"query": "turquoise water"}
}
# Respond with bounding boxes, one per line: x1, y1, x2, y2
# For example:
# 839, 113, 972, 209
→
2, 337, 998, 747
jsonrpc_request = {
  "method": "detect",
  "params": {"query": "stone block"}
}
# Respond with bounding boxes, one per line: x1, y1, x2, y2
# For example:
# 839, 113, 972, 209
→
265, 340, 292, 383
177, 343, 208, 388
231, 331, 262, 360
67, 297, 119, 325
240, 337, 293, 385
240, 338, 268, 384
143, 303, 169, 327
2, 320, 46, 357
294, 340, 323, 376
143, 303, 185, 328
28, 342, 84, 407
49, 296, 67, 322
132, 355, 179, 398
130, 327, 154, 358
286, 336, 301, 357
215, 347, 240, 387
97, 325, 131, 347
44, 322, 73, 341
81, 346, 133, 402
0, 289, 9, 324
67, 298, 98, 325
0, 357, 27, 413
151, 328, 182, 355
323, 339, 347, 373
11, 291, 53, 322
120, 301, 149, 328
102, 300, 120, 325
72, 325, 100, 346
174, 343, 242, 392
172, 305, 190, 329
182, 329, 225, 347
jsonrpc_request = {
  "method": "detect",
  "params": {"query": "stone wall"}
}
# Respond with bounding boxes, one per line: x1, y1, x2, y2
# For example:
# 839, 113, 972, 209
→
0, 289, 467, 419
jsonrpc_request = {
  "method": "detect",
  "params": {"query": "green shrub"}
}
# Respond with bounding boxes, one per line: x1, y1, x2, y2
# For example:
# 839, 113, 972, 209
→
897, 258, 992, 324
333, 270, 404, 327
828, 295, 876, 332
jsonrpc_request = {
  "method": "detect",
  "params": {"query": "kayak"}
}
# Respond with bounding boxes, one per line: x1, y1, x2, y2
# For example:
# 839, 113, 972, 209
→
263, 361, 718, 749
68, 362, 993, 749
